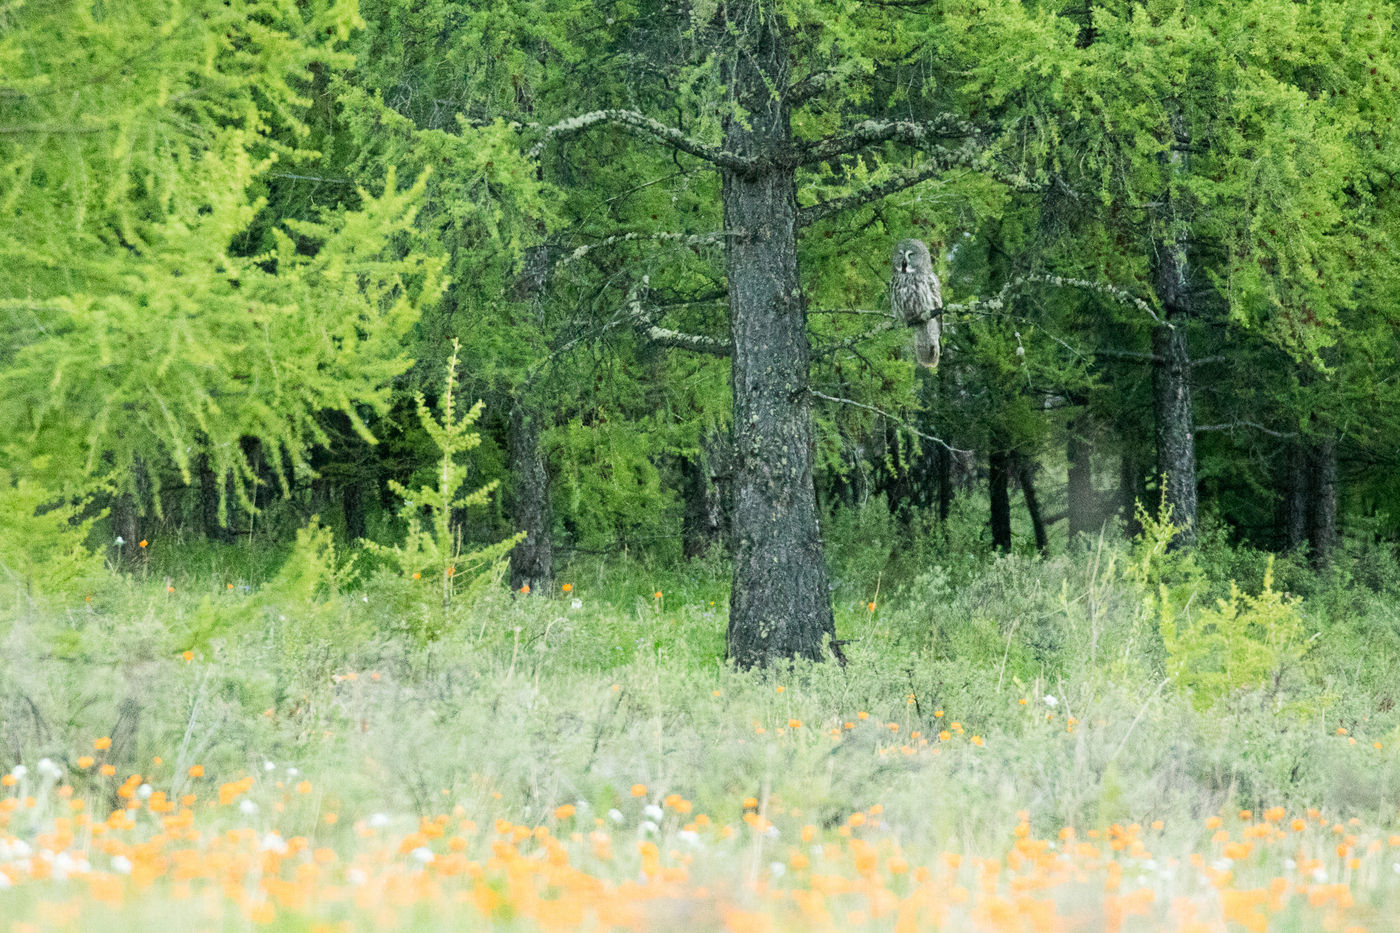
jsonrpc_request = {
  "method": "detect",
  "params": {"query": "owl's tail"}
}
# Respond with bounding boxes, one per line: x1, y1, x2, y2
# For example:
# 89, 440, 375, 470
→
912, 316, 941, 369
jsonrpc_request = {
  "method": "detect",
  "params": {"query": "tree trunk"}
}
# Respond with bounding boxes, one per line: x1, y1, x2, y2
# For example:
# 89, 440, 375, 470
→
108, 456, 149, 567
1284, 441, 1309, 551
196, 454, 233, 542
1150, 108, 1198, 546
989, 444, 1012, 552
1067, 417, 1096, 540
936, 444, 953, 524
1308, 436, 1338, 568
1017, 453, 1048, 554
508, 241, 555, 595
1152, 323, 1197, 543
508, 400, 553, 594
722, 9, 836, 667
1119, 449, 1146, 537
682, 432, 728, 559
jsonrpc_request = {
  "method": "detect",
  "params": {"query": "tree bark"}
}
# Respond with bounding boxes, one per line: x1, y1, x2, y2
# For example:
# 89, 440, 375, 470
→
1284, 441, 1309, 551
508, 401, 553, 594
1119, 449, 1146, 537
1150, 108, 1198, 546
1152, 323, 1198, 543
1066, 417, 1096, 540
507, 241, 555, 595
989, 444, 1012, 552
196, 454, 234, 542
1308, 436, 1339, 568
722, 8, 836, 667
682, 432, 729, 559
1017, 453, 1048, 554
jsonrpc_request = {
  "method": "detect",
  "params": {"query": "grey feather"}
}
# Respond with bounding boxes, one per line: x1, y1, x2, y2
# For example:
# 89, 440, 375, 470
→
890, 238, 943, 368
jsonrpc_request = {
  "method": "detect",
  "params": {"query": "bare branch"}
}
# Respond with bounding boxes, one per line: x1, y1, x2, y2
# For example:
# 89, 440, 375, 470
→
532, 110, 758, 173
625, 277, 731, 356
810, 389, 970, 454
1196, 421, 1297, 439
947, 272, 1157, 325
790, 116, 986, 166
552, 230, 737, 272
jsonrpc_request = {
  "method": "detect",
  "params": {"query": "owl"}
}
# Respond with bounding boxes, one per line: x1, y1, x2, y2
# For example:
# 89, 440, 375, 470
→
890, 238, 943, 368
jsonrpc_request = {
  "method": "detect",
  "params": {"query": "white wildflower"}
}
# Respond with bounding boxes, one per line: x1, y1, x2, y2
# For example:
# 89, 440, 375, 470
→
263, 761, 276, 772
9, 765, 27, 780
1043, 695, 1058, 708
261, 833, 287, 854
37, 758, 62, 780
137, 783, 153, 800
411, 846, 435, 864
239, 799, 259, 815
368, 812, 391, 829
347, 868, 367, 886
608, 809, 624, 824
111, 855, 132, 875
641, 820, 659, 835
769, 861, 786, 878
571, 598, 583, 610
677, 830, 700, 846
643, 804, 663, 822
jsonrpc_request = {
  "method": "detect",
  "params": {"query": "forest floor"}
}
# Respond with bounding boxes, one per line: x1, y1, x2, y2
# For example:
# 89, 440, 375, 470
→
4, 525, 1400, 931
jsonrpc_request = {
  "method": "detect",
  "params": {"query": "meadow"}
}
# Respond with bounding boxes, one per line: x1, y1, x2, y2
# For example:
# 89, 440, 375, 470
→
4, 507, 1400, 933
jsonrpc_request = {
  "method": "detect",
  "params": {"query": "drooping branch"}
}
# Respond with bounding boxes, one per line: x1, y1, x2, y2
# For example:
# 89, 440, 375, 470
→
532, 110, 758, 173
809, 389, 970, 454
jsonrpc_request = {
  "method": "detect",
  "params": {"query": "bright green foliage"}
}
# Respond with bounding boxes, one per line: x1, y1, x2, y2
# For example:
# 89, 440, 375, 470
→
0, 468, 107, 599
362, 342, 522, 628
0, 0, 442, 514
1162, 558, 1306, 709
266, 518, 359, 605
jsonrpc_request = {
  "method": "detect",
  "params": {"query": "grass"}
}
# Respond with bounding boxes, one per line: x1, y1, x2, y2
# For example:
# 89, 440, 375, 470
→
4, 514, 1400, 930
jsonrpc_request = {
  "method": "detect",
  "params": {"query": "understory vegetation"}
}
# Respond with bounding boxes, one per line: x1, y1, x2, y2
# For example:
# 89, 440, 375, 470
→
5, 512, 1400, 931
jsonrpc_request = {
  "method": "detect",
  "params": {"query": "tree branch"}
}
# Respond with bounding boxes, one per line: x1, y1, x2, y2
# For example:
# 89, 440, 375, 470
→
553, 230, 737, 272
790, 116, 986, 166
625, 277, 731, 356
1196, 421, 1297, 439
798, 160, 950, 228
532, 110, 758, 173
809, 389, 969, 454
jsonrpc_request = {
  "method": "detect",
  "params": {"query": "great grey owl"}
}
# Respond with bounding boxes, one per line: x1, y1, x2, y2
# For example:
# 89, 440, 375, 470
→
890, 238, 943, 368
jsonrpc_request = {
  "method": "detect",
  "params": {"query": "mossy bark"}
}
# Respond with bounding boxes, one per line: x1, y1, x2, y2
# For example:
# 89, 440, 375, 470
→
721, 8, 835, 667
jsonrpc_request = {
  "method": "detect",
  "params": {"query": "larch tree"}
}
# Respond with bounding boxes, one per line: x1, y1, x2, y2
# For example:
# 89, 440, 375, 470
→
0, 0, 444, 539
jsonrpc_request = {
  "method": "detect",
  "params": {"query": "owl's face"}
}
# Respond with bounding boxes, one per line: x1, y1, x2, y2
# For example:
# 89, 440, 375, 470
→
892, 238, 931, 276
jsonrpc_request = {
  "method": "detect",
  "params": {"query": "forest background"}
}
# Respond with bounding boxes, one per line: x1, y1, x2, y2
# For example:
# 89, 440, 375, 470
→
5, 1, 1400, 928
